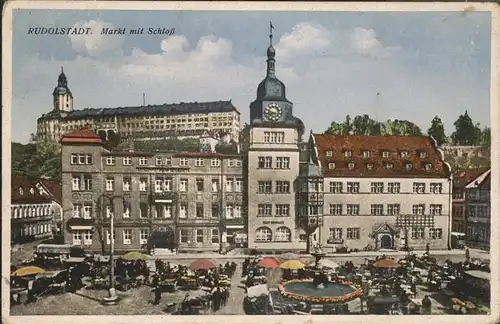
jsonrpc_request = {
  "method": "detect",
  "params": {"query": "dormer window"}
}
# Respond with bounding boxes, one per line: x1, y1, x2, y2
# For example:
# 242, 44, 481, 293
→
384, 163, 394, 169
344, 150, 352, 158
18, 187, 24, 195
30, 188, 35, 195
366, 163, 374, 170
424, 163, 433, 170
400, 151, 409, 158
348, 162, 355, 169
362, 150, 371, 158
405, 163, 413, 170
419, 151, 427, 158
326, 150, 333, 157
382, 151, 391, 158
328, 163, 336, 170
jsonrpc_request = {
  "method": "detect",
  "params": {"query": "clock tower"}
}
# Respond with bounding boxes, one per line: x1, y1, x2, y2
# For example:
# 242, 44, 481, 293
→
244, 22, 305, 253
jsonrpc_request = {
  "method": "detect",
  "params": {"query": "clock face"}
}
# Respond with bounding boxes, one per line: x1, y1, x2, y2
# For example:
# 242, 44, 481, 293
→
264, 103, 282, 122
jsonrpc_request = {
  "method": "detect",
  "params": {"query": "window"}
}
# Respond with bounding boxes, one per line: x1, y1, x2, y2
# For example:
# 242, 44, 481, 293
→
255, 227, 272, 242
413, 182, 426, 194
328, 163, 336, 169
346, 182, 360, 193
412, 204, 425, 215
71, 154, 78, 164
225, 204, 234, 219
329, 228, 342, 239
348, 162, 355, 169
424, 163, 433, 170
258, 204, 272, 216
140, 230, 149, 245
83, 175, 92, 191
180, 229, 189, 243
211, 229, 219, 243
275, 227, 291, 242
106, 178, 115, 191
276, 157, 290, 169
276, 204, 290, 217
72, 204, 81, 218
196, 178, 204, 192
258, 181, 272, 194
419, 151, 427, 158
196, 204, 204, 218
211, 179, 219, 192
370, 182, 384, 193
258, 156, 273, 169
347, 228, 360, 240
106, 156, 116, 165
344, 150, 352, 158
235, 178, 243, 192
430, 204, 442, 215
139, 157, 148, 166
387, 182, 400, 193
430, 183, 442, 194
72, 231, 82, 245
362, 151, 371, 158
387, 204, 400, 216
123, 230, 132, 245
384, 162, 394, 169
235, 160, 242, 167
411, 228, 425, 239
429, 228, 443, 239
139, 203, 148, 219
72, 176, 81, 191
179, 204, 187, 218
366, 163, 374, 170
165, 157, 172, 166
346, 204, 360, 215
196, 229, 204, 243
106, 230, 115, 244
179, 158, 188, 166
123, 157, 132, 165
78, 153, 86, 164
276, 181, 290, 193
329, 182, 343, 193
382, 151, 391, 158
329, 204, 342, 215
154, 157, 163, 166
234, 205, 242, 218
105, 206, 114, 218
195, 158, 204, 167
72, 153, 92, 165
123, 205, 130, 218
85, 154, 93, 164
211, 159, 220, 167
263, 131, 284, 143
326, 150, 333, 157
400, 151, 409, 158
225, 179, 233, 192
370, 204, 384, 215
123, 177, 131, 191
82, 204, 92, 219
179, 179, 188, 192
227, 159, 235, 167
139, 178, 147, 191
405, 163, 413, 170
211, 204, 219, 218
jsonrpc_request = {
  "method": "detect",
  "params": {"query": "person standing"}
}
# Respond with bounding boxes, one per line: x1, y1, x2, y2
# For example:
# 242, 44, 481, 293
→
153, 283, 162, 305
212, 287, 222, 312
422, 295, 432, 314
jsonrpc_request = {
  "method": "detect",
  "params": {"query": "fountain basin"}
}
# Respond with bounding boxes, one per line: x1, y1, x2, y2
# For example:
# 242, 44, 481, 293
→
279, 279, 362, 304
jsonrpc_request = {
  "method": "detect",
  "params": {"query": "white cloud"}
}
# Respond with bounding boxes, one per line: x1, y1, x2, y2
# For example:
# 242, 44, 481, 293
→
69, 20, 125, 59
275, 22, 332, 58
350, 27, 400, 59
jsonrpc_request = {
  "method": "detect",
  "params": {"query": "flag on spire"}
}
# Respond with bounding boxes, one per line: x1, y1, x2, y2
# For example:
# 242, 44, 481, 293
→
270, 21, 275, 31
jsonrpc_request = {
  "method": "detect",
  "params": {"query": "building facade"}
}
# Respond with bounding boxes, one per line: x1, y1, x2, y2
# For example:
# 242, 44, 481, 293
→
60, 129, 244, 253
465, 168, 491, 249
309, 134, 453, 251
11, 176, 61, 244
37, 69, 241, 143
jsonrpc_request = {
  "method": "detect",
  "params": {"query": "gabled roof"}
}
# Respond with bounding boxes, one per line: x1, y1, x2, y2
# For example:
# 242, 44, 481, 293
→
453, 167, 490, 188
313, 134, 449, 178
37, 179, 62, 204
12, 175, 53, 204
465, 169, 491, 190
59, 129, 103, 144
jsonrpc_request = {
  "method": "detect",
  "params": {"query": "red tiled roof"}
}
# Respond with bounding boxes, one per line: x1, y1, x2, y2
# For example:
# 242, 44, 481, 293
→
38, 179, 62, 203
59, 129, 103, 144
453, 167, 490, 188
12, 175, 53, 204
313, 134, 449, 178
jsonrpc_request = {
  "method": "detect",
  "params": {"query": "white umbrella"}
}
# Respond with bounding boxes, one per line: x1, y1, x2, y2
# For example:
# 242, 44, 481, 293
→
306, 258, 339, 269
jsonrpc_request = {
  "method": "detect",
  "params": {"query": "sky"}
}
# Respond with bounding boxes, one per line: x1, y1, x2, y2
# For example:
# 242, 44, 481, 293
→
10, 9, 492, 143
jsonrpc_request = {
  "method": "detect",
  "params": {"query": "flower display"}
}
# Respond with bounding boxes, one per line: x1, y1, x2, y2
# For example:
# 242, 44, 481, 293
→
279, 278, 362, 304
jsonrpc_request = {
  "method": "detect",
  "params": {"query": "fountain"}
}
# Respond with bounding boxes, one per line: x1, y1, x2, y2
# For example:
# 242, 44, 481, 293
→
279, 245, 362, 306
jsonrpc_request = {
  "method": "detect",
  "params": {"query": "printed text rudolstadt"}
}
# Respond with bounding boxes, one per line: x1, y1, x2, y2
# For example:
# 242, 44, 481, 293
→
27, 27, 176, 36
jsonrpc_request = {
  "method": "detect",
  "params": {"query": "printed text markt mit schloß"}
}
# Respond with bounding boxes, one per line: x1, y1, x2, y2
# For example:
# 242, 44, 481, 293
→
27, 27, 176, 36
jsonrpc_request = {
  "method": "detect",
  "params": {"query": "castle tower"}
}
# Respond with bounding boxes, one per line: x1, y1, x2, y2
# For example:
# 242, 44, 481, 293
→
53, 67, 73, 113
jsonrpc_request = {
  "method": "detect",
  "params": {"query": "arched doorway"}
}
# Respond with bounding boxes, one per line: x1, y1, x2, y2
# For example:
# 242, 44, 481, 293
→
380, 234, 393, 249
151, 226, 176, 250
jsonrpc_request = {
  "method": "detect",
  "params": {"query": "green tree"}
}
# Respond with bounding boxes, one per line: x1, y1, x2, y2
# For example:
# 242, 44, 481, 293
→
427, 116, 447, 146
351, 115, 383, 136
382, 120, 423, 136
12, 134, 61, 180
451, 111, 482, 145
326, 115, 352, 135
480, 127, 491, 148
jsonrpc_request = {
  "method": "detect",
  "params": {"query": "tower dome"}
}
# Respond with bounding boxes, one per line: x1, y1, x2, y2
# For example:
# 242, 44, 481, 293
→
53, 67, 71, 96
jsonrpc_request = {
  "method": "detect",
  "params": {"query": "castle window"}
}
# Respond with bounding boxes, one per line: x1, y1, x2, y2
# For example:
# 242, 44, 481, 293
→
382, 151, 391, 158
362, 150, 371, 158
347, 162, 355, 169
328, 163, 335, 170
326, 150, 333, 157
405, 163, 413, 170
18, 187, 24, 195
105, 156, 115, 166
400, 151, 409, 158
425, 163, 433, 170
419, 151, 427, 158
384, 163, 394, 169
123, 157, 132, 165
366, 163, 374, 170
344, 150, 352, 158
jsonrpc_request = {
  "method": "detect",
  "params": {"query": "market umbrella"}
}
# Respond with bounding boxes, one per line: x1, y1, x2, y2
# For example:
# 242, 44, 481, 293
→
120, 251, 148, 261
257, 257, 280, 269
280, 260, 305, 270
11, 266, 46, 277
374, 258, 401, 268
191, 259, 217, 271
305, 258, 339, 269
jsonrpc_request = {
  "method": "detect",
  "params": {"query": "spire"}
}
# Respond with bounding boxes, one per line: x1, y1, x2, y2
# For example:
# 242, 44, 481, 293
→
61, 66, 64, 74
266, 21, 276, 78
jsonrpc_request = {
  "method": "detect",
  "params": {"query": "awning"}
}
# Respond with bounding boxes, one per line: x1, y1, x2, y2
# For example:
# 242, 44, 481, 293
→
451, 232, 466, 236
70, 225, 93, 230
226, 225, 244, 229
155, 199, 172, 203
